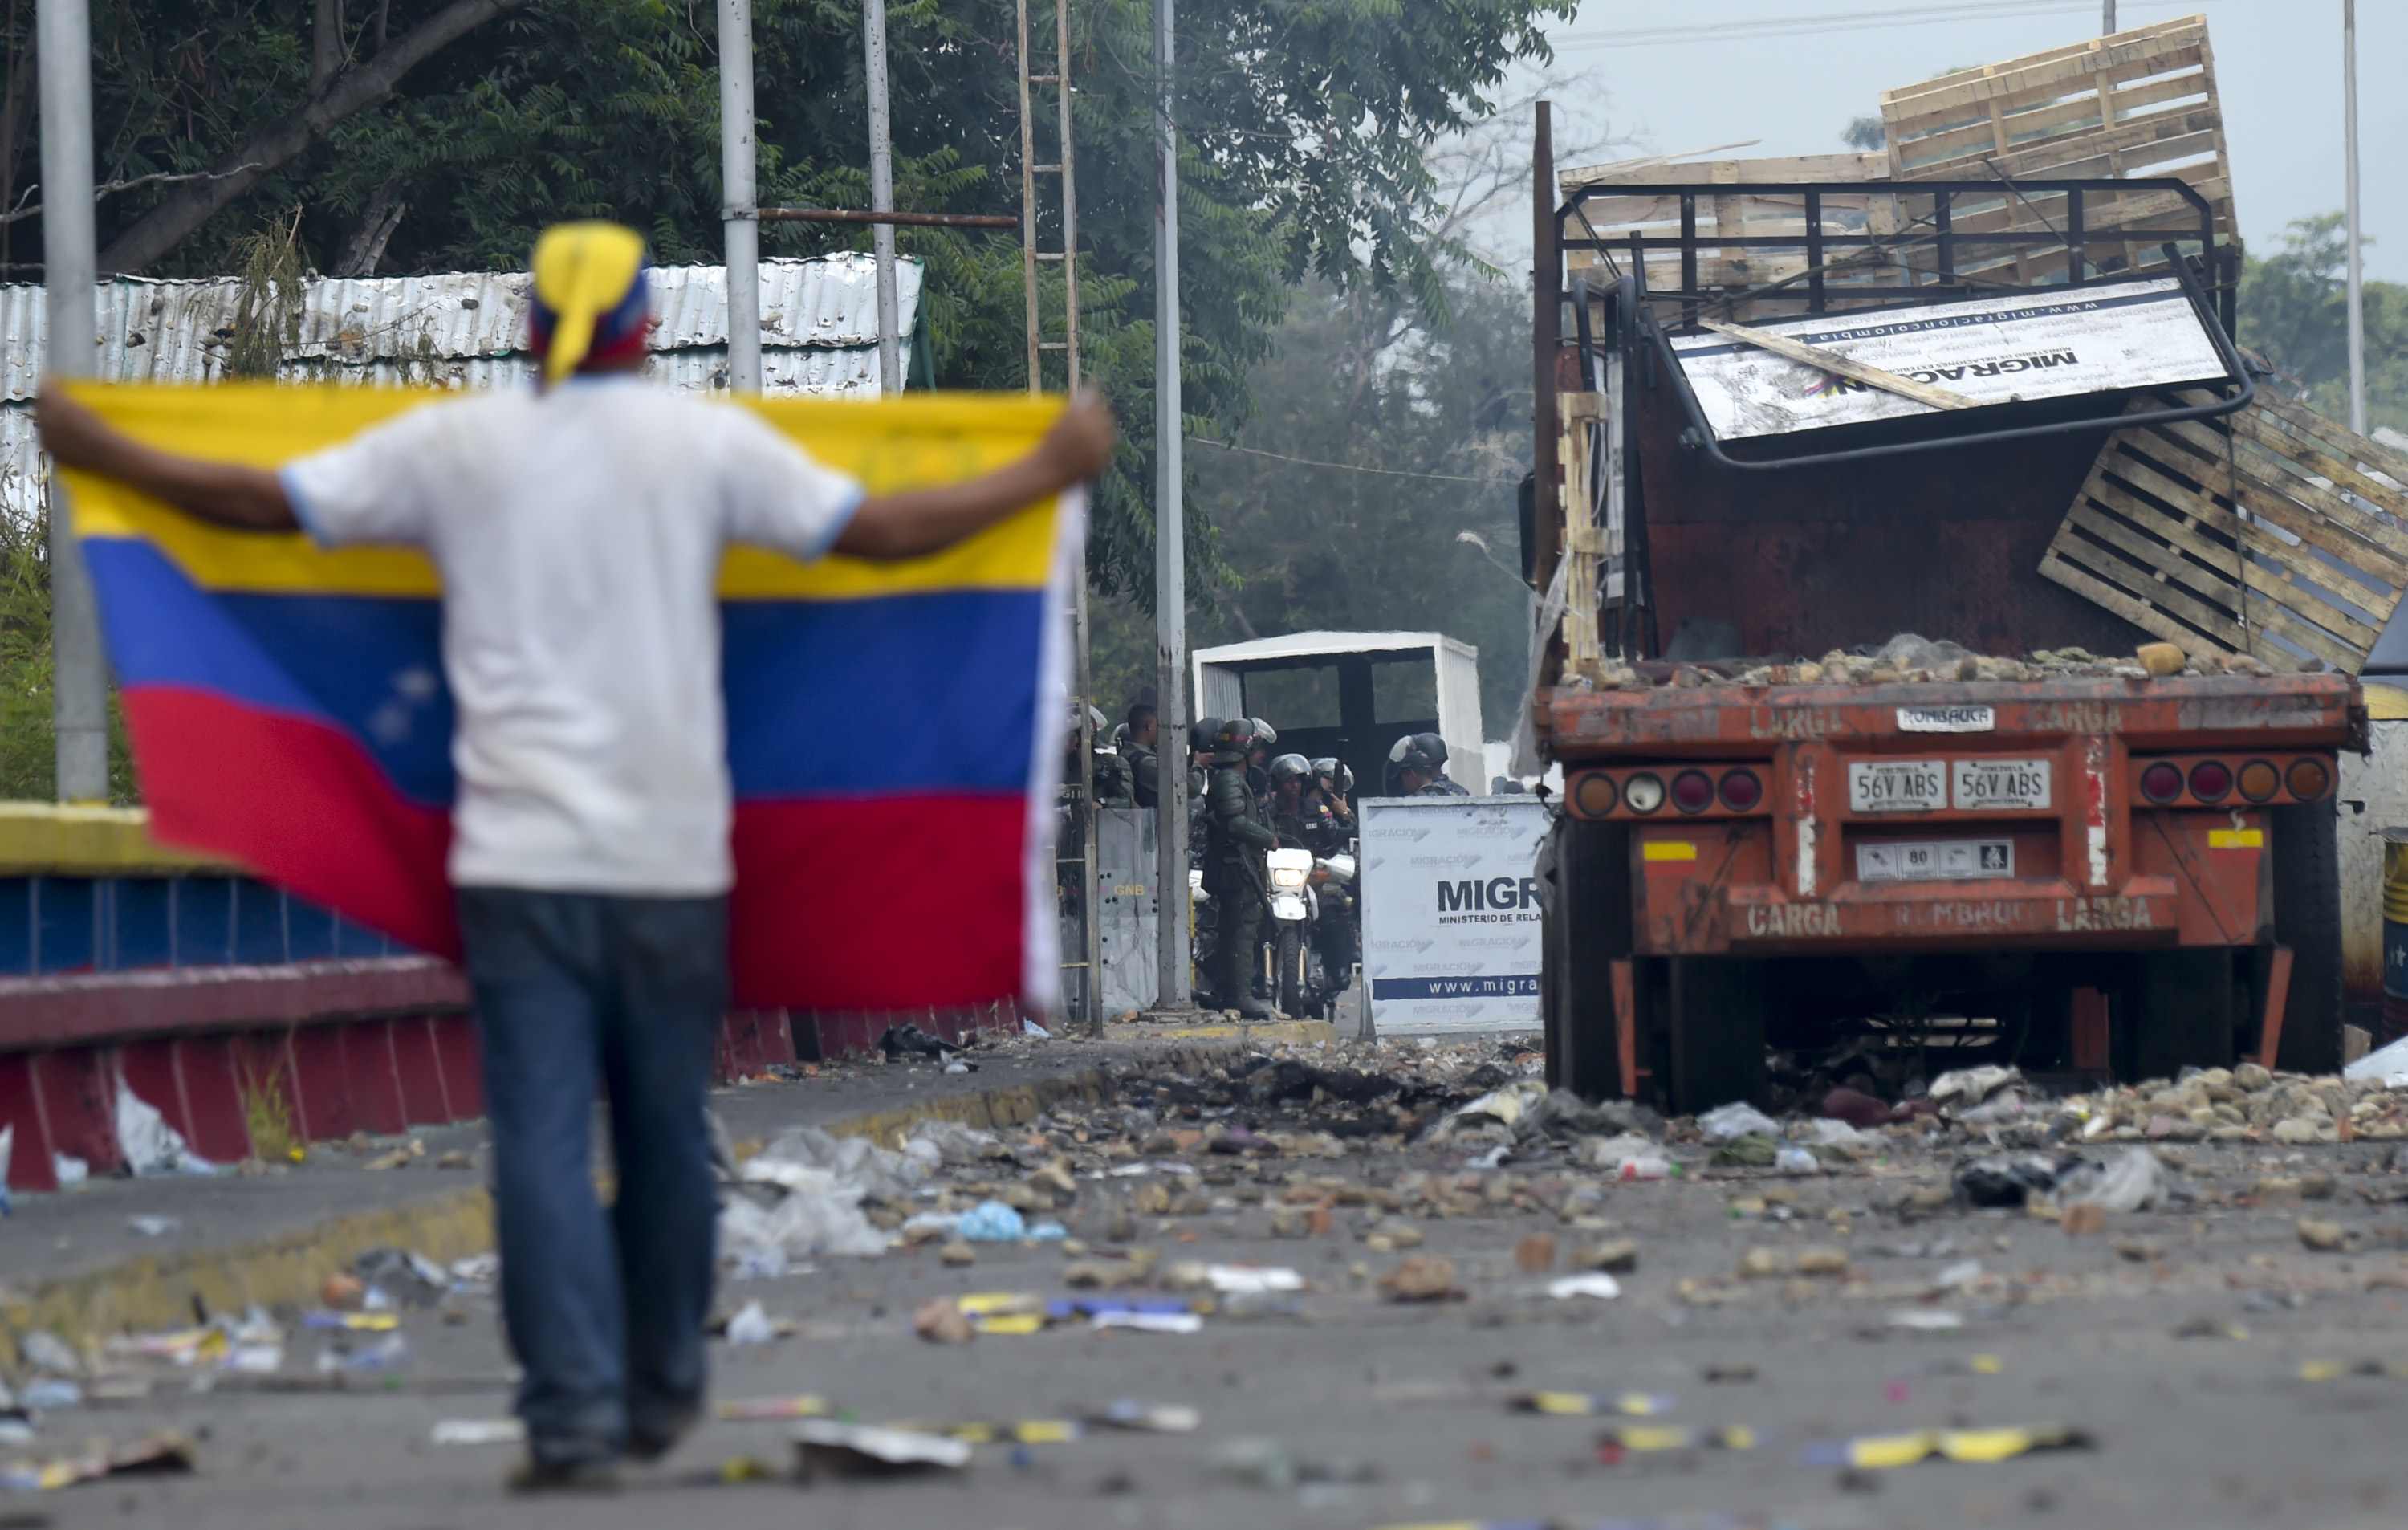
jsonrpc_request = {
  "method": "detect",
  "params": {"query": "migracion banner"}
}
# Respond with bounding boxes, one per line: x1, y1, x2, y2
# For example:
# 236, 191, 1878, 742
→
1358, 796, 1549, 1036
1670, 277, 2227, 440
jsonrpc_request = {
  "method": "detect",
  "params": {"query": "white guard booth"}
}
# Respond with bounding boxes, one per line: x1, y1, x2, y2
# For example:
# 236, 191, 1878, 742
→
1191, 631, 1482, 801
1357, 794, 1550, 1036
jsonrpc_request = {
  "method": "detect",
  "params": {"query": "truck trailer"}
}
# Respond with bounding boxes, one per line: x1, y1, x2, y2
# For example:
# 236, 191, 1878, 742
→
1522, 114, 2365, 1113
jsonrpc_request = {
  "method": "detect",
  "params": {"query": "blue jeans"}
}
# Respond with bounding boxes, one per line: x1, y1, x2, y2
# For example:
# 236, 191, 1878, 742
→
458, 888, 726, 1466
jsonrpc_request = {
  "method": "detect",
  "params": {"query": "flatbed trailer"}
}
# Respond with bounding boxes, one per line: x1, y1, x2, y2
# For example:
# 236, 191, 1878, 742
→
1521, 109, 2366, 1110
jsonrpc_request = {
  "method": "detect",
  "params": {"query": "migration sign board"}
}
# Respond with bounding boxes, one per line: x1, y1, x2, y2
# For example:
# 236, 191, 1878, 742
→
1358, 796, 1550, 1036
1670, 278, 2227, 440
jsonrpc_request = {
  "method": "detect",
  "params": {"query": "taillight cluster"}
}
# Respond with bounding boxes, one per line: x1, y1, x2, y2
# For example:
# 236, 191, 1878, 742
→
2135, 755, 2331, 808
1569, 767, 1767, 820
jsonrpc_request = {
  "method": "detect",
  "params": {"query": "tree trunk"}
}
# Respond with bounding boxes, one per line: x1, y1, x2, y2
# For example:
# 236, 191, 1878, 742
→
313, 0, 347, 89
100, 0, 531, 274
332, 184, 405, 276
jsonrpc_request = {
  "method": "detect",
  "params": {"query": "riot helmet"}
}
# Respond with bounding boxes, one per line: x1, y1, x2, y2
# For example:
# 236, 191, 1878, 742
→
1267, 753, 1312, 786
1312, 756, 1356, 796
1393, 732, 1448, 775
1210, 715, 1258, 763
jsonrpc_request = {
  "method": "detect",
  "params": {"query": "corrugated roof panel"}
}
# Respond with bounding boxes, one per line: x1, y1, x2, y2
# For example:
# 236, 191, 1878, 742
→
0, 254, 922, 523
0, 254, 921, 400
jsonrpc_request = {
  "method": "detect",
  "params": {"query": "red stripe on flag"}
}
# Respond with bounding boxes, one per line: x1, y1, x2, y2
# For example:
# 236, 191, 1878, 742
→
121, 686, 459, 958
121, 686, 1038, 1009
730, 796, 1031, 1010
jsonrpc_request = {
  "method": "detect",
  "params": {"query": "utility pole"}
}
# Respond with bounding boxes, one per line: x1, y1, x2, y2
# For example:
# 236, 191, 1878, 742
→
1153, 0, 1191, 1011
864, 0, 903, 394
38, 0, 108, 803
2102, 2, 2116, 33
718, 0, 762, 393
2343, 0, 2366, 436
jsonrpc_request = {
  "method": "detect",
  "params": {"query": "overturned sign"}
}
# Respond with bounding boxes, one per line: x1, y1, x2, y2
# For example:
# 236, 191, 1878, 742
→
1671, 278, 2229, 440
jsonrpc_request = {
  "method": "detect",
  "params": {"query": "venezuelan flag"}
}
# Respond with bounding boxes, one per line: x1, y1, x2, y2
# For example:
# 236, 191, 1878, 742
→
58, 382, 1077, 1011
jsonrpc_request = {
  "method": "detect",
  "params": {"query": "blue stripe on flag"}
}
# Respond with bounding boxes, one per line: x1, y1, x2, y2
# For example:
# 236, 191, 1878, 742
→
87, 536, 1045, 804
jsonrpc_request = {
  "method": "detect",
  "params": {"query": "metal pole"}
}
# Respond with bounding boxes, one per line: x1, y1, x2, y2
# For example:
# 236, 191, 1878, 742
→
1015, 0, 1041, 390
864, 0, 902, 394
38, 0, 108, 803
718, 0, 762, 394
1153, 0, 1190, 1010
2102, 1, 2115, 34
2343, 0, 2366, 437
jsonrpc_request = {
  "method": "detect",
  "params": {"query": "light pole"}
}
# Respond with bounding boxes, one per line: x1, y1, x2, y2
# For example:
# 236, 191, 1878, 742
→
1153, 0, 1191, 1011
718, 0, 762, 394
39, 0, 108, 803
2343, 0, 2366, 436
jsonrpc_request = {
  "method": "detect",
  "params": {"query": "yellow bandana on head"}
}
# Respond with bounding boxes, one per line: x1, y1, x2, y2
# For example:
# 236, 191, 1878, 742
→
529, 222, 650, 386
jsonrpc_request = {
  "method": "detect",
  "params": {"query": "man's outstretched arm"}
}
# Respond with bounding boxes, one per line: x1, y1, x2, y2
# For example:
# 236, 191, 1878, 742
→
36, 384, 297, 532
834, 394, 1115, 562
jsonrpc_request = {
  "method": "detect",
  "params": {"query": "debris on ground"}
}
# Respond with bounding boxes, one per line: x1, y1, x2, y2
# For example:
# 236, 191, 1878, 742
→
1954, 1152, 2080, 1208
913, 1298, 975, 1345
1547, 1275, 1622, 1301
1803, 1423, 2096, 1469
793, 1421, 970, 1477
2296, 1218, 2349, 1252
431, 1419, 526, 1447
1699, 1102, 1781, 1141
1380, 1256, 1462, 1304
0, 1432, 196, 1491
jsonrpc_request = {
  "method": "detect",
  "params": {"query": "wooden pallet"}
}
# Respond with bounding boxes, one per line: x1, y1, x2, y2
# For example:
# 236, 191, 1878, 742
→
2040, 392, 2408, 674
1559, 153, 1906, 320
1879, 15, 2235, 285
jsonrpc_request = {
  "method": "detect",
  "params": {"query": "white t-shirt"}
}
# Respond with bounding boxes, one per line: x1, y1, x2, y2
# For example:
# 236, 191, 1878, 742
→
283, 379, 863, 897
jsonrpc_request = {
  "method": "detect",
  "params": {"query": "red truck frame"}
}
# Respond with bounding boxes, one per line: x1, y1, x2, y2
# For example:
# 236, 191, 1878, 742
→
1536, 676, 2360, 1110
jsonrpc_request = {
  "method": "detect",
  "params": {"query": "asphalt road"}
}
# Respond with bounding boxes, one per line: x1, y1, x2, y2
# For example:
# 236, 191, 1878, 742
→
14, 1036, 2408, 1530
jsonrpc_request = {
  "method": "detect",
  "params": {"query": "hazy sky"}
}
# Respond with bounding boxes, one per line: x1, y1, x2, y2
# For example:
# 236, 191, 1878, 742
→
1511, 0, 2398, 281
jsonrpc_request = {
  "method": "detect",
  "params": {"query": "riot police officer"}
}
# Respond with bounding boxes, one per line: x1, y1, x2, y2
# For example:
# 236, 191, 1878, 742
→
1391, 732, 1469, 796
1309, 756, 1357, 836
1268, 753, 1341, 853
1202, 716, 1278, 1018
1122, 702, 1161, 809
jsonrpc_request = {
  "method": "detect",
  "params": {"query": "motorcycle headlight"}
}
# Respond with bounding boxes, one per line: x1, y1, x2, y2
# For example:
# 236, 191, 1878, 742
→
1269, 865, 1309, 890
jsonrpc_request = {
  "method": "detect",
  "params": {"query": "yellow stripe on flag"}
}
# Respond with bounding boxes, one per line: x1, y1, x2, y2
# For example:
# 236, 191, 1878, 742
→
61, 382, 1065, 599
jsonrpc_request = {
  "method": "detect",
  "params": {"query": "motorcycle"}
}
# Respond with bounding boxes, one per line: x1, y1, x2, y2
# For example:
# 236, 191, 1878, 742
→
1187, 848, 1356, 1017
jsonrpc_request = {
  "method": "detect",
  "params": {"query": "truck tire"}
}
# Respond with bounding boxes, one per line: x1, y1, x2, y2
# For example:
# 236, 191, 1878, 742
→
2125, 948, 2236, 1083
1275, 925, 1307, 1018
1666, 956, 1767, 1113
2270, 800, 2345, 1076
1541, 816, 1628, 1101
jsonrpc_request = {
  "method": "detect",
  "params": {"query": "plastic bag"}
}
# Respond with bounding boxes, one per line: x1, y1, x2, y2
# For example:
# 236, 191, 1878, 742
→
2055, 1147, 2170, 1214
719, 1187, 889, 1261
116, 1080, 218, 1176
1698, 1101, 1781, 1141
742, 1127, 924, 1203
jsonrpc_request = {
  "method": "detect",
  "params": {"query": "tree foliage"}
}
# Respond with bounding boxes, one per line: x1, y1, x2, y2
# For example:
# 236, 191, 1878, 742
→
1090, 267, 1536, 737
4, 0, 1574, 598
2239, 213, 2406, 437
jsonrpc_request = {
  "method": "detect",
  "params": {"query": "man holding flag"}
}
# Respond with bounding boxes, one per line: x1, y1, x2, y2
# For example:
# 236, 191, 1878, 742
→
37, 221, 1115, 1490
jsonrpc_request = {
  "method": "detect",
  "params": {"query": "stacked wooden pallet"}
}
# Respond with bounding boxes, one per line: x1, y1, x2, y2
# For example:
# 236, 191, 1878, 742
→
2040, 393, 2408, 674
1556, 152, 1903, 321
1879, 14, 2235, 285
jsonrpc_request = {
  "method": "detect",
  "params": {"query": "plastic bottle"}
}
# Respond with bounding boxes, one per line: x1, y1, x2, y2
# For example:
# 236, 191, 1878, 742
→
1617, 1155, 1675, 1182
